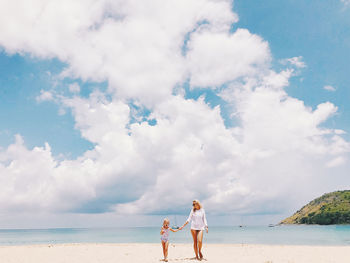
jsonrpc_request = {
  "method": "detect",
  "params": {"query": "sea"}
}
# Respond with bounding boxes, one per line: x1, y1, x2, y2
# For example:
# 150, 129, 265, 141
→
1, 225, 350, 246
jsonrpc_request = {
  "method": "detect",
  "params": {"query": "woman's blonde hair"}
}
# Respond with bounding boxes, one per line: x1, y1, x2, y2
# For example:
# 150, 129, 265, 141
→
192, 199, 202, 211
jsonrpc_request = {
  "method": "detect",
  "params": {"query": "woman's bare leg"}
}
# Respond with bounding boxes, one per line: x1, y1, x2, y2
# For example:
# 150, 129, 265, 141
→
191, 230, 199, 260
197, 230, 204, 260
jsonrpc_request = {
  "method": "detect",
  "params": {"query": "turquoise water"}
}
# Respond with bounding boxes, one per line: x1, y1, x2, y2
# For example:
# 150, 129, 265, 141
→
1, 225, 350, 246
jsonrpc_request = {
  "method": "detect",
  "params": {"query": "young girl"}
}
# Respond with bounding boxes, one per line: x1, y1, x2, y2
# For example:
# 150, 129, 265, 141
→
160, 218, 179, 262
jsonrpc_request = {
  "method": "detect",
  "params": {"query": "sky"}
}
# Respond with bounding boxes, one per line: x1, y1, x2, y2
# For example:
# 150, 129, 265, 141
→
0, 0, 349, 228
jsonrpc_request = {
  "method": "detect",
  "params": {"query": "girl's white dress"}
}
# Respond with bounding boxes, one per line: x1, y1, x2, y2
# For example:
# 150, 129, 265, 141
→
186, 208, 208, 230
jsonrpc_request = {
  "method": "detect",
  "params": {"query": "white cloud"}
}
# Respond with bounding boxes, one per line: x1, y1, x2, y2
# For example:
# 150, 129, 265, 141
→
334, 129, 346, 135
187, 28, 270, 87
280, 56, 306, 68
0, 0, 349, 222
341, 0, 350, 5
0, 0, 237, 107
326, 156, 346, 168
68, 82, 80, 93
3, 86, 349, 216
324, 85, 336, 92
36, 90, 54, 102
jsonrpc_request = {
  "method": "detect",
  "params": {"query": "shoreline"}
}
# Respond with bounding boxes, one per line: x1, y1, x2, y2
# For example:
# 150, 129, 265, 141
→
0, 243, 349, 263
1, 242, 350, 247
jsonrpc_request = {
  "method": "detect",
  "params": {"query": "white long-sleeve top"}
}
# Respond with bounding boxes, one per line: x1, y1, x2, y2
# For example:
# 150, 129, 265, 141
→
186, 208, 208, 230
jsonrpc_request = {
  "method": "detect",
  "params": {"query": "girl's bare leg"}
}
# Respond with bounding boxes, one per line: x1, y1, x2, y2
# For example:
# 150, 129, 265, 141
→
191, 230, 199, 260
162, 241, 166, 261
164, 241, 169, 262
197, 230, 204, 260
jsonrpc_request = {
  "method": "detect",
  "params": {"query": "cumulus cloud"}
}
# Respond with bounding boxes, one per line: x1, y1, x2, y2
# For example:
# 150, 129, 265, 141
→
3, 87, 349, 216
187, 28, 270, 87
0, 0, 349, 220
0, 0, 237, 106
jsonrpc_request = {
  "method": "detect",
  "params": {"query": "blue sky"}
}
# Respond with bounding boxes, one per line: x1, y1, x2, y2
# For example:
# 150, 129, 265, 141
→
0, 54, 94, 157
0, 0, 349, 227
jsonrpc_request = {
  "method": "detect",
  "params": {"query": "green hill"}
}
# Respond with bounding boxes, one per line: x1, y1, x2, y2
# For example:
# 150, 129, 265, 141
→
281, 190, 350, 225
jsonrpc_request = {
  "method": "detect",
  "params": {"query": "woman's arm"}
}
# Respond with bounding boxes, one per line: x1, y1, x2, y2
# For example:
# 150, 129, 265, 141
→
180, 209, 193, 230
179, 221, 188, 230
203, 209, 208, 233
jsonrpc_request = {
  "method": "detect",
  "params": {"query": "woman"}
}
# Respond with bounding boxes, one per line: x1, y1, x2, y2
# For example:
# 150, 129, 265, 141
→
180, 200, 208, 260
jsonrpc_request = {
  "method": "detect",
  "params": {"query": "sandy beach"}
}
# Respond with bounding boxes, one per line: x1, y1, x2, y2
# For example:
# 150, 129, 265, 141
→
0, 243, 349, 263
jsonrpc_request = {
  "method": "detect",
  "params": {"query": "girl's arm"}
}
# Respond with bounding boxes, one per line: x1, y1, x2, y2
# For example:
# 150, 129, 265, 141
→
169, 228, 179, 232
160, 227, 164, 235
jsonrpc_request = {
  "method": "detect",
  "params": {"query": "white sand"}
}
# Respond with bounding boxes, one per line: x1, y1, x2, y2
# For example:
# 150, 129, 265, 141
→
0, 243, 349, 263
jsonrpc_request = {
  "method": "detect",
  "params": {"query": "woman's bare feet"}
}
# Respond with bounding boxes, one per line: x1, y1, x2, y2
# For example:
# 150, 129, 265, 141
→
164, 258, 168, 262
199, 251, 203, 260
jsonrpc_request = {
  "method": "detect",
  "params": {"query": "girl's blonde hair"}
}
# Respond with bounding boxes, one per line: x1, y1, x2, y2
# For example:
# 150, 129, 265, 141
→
192, 199, 203, 211
163, 218, 170, 225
